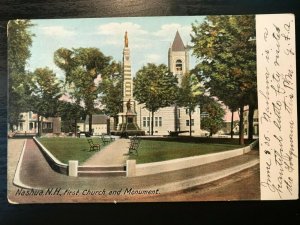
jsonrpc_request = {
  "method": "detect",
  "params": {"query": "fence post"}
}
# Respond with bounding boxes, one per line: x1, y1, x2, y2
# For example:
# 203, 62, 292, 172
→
126, 160, 136, 177
68, 160, 78, 177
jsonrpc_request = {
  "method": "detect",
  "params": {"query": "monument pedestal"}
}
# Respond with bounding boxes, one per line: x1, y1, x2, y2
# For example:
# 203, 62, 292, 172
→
115, 111, 144, 137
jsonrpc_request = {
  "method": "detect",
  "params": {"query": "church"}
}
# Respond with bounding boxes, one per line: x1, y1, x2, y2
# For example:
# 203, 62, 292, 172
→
114, 31, 202, 136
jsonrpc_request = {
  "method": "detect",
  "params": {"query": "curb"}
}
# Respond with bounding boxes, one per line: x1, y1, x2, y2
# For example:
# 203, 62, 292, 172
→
154, 158, 259, 194
12, 139, 43, 191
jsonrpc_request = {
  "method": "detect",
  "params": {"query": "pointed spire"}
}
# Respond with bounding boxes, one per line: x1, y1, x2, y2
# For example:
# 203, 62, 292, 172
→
171, 31, 185, 51
125, 31, 128, 47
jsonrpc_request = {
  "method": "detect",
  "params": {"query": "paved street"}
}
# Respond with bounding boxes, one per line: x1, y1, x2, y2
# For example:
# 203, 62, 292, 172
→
7, 138, 260, 203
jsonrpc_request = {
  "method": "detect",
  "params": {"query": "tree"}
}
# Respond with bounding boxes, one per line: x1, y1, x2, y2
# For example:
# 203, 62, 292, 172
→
178, 73, 203, 136
29, 67, 62, 136
59, 101, 85, 135
7, 19, 35, 130
54, 47, 112, 134
200, 96, 225, 136
191, 15, 256, 144
98, 61, 123, 127
134, 63, 178, 135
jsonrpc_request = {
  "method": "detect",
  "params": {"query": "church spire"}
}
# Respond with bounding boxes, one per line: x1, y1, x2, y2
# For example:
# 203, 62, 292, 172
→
124, 31, 129, 47
171, 31, 185, 51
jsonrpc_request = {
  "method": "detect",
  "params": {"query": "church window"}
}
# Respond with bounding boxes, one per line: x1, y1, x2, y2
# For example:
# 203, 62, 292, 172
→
143, 117, 149, 127
159, 117, 162, 127
186, 120, 189, 126
186, 119, 194, 126
153, 117, 162, 127
175, 59, 182, 71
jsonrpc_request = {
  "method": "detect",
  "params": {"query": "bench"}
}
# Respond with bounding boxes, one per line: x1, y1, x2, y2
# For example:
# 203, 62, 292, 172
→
87, 139, 100, 151
128, 136, 141, 155
78, 132, 93, 138
100, 134, 115, 145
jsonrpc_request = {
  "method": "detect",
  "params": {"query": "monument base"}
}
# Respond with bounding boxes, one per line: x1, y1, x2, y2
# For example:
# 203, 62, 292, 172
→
113, 111, 144, 137
111, 129, 145, 138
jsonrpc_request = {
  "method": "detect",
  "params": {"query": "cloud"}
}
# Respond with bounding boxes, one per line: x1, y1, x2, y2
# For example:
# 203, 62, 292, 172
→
144, 54, 163, 64
153, 23, 192, 43
97, 22, 148, 36
40, 26, 76, 37
97, 22, 149, 48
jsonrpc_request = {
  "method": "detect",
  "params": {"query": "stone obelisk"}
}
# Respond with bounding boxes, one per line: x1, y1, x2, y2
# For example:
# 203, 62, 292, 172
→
116, 31, 143, 137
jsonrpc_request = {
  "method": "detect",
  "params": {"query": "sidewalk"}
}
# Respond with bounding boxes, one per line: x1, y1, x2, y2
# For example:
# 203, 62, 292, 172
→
82, 138, 130, 166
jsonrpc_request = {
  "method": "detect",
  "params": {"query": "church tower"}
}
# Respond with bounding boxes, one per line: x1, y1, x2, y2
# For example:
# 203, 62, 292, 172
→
168, 31, 189, 85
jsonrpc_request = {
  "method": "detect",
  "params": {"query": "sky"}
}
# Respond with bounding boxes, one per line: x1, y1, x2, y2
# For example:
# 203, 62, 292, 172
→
26, 16, 205, 80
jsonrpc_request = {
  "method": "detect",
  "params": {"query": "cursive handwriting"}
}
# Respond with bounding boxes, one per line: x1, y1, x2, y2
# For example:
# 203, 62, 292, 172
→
258, 16, 297, 199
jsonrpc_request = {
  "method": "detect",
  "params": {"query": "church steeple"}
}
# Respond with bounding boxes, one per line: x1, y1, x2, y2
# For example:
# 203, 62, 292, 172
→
171, 31, 185, 51
168, 31, 189, 86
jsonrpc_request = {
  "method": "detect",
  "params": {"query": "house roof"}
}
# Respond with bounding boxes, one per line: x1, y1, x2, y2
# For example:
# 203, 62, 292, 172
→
85, 115, 108, 124
171, 31, 185, 52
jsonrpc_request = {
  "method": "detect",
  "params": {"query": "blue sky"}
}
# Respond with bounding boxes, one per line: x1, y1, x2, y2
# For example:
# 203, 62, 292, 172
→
26, 16, 205, 80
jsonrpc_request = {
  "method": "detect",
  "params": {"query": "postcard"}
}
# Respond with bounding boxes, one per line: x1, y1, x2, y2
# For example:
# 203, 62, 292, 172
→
7, 14, 298, 203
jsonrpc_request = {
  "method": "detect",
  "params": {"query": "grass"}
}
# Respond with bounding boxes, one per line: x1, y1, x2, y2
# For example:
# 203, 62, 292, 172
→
129, 140, 242, 164
38, 137, 244, 165
38, 137, 102, 165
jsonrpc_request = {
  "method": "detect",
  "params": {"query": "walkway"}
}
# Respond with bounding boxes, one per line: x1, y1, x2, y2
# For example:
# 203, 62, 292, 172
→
82, 138, 130, 166
8, 138, 260, 203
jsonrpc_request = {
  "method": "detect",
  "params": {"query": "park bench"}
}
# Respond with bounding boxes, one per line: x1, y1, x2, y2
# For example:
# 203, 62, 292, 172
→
100, 134, 115, 145
128, 136, 141, 155
87, 139, 100, 151
77, 132, 93, 138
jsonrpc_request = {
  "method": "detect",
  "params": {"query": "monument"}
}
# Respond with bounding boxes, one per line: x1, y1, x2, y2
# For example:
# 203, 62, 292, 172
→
112, 32, 144, 137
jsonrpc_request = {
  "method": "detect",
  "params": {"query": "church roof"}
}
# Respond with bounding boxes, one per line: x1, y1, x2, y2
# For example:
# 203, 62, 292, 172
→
171, 31, 185, 51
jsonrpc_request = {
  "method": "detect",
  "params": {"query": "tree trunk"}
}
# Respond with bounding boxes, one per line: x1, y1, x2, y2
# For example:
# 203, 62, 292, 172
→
89, 113, 93, 134
174, 104, 178, 131
37, 115, 40, 137
151, 110, 154, 135
189, 109, 192, 136
248, 104, 254, 141
230, 110, 234, 139
74, 118, 77, 137
239, 106, 244, 145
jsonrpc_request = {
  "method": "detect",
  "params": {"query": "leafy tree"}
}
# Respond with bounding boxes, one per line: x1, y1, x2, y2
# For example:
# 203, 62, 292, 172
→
178, 73, 203, 136
7, 19, 35, 130
191, 15, 256, 144
29, 67, 62, 136
98, 61, 122, 127
134, 63, 178, 135
59, 101, 85, 135
200, 96, 225, 136
54, 47, 112, 134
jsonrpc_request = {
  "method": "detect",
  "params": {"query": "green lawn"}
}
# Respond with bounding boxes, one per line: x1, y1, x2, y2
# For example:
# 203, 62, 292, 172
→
129, 140, 242, 164
38, 137, 102, 164
38, 137, 243, 165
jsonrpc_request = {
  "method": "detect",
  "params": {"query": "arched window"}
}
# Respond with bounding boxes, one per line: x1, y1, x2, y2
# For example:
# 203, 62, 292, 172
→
175, 59, 182, 71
